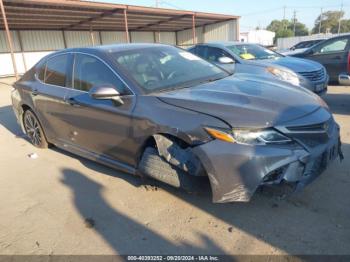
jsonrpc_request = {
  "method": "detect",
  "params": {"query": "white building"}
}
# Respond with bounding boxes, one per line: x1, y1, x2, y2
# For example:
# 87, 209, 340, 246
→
239, 30, 275, 46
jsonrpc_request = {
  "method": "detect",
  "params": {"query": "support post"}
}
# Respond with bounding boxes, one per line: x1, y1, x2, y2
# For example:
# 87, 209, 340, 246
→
62, 30, 67, 48
17, 30, 27, 72
98, 31, 102, 45
0, 0, 18, 79
192, 14, 196, 45
89, 25, 95, 46
123, 9, 130, 43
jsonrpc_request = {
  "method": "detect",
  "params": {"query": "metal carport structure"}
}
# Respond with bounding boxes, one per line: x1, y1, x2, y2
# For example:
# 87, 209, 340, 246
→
0, 0, 240, 79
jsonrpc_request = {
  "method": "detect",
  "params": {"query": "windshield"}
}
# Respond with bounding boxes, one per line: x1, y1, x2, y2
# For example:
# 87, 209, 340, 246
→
112, 46, 228, 93
226, 44, 282, 60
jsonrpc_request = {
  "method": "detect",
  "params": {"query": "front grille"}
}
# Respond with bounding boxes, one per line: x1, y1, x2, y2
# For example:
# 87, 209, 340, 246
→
287, 118, 333, 133
286, 118, 334, 148
298, 68, 325, 82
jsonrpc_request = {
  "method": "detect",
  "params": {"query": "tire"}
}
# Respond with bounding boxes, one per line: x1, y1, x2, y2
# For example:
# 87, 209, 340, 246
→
23, 109, 49, 149
138, 147, 204, 192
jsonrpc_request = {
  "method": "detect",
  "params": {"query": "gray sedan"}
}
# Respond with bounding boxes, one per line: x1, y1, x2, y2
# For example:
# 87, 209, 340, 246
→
12, 44, 342, 203
189, 42, 329, 95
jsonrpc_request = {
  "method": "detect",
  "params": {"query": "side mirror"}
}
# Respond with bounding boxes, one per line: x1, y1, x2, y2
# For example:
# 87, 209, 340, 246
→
218, 56, 235, 64
306, 48, 315, 55
89, 85, 124, 105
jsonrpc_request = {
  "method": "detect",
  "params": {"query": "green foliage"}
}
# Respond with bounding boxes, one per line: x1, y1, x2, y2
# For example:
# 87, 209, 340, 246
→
290, 22, 309, 36
312, 11, 345, 33
340, 19, 350, 33
266, 19, 309, 43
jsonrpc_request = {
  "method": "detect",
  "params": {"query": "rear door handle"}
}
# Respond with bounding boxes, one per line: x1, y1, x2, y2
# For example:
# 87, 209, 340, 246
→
31, 89, 38, 96
333, 56, 341, 60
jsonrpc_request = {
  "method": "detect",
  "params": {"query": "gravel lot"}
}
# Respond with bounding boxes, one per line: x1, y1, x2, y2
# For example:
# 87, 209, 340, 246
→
0, 77, 349, 255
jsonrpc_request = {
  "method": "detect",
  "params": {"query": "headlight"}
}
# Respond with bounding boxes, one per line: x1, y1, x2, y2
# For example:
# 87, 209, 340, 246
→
204, 127, 292, 145
267, 67, 300, 86
232, 128, 292, 145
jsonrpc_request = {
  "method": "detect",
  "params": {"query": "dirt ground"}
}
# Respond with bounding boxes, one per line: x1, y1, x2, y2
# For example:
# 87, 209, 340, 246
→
0, 77, 349, 255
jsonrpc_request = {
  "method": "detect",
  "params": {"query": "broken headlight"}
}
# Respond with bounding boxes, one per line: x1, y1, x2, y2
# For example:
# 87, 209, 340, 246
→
205, 127, 292, 145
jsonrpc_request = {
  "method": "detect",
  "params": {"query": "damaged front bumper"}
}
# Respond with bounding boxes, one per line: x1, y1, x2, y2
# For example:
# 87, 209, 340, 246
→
192, 123, 342, 203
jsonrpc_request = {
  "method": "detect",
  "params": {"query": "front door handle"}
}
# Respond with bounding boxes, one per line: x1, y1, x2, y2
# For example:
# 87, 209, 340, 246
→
67, 97, 81, 108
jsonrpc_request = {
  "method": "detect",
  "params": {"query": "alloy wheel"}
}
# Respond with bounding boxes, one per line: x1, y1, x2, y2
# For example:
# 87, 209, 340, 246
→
24, 111, 42, 146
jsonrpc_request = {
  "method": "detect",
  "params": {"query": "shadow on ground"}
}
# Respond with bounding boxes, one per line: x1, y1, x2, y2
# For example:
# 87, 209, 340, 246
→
0, 105, 23, 136
323, 93, 350, 115
61, 168, 228, 254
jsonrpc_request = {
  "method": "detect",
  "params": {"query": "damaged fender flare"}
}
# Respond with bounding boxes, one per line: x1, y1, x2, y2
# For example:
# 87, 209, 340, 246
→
152, 134, 205, 176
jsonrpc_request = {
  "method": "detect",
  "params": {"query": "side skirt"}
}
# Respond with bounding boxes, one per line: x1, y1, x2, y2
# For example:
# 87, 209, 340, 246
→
52, 139, 136, 176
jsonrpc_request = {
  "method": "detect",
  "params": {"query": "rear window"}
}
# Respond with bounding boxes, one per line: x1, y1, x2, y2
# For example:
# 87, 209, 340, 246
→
37, 63, 45, 82
43, 54, 68, 87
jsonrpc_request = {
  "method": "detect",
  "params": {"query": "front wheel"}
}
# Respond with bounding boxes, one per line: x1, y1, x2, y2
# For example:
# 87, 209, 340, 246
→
138, 147, 206, 192
23, 110, 49, 148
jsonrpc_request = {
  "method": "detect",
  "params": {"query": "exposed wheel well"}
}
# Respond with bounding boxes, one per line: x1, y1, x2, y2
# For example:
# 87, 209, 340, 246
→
21, 104, 31, 113
137, 133, 206, 177
137, 133, 190, 164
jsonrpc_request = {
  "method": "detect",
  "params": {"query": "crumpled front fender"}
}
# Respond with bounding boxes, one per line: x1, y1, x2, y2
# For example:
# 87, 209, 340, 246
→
193, 140, 308, 203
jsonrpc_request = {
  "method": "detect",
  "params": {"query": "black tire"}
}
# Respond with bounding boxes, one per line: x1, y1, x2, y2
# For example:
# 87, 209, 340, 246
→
23, 110, 49, 149
138, 147, 204, 192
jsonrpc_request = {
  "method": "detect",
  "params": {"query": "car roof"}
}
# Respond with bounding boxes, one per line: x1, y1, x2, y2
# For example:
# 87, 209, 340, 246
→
52, 43, 174, 56
196, 41, 254, 48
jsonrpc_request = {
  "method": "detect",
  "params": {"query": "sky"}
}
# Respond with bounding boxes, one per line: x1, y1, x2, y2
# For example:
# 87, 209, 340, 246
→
94, 0, 350, 32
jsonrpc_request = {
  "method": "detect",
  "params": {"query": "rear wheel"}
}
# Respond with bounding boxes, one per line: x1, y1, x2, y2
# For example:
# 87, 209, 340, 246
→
23, 110, 49, 148
138, 147, 205, 192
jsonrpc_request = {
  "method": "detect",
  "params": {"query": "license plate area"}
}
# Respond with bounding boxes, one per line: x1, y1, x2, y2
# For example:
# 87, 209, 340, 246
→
316, 84, 325, 92
327, 143, 338, 162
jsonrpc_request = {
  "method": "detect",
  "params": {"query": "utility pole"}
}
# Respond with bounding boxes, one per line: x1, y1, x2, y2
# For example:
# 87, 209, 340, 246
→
293, 10, 297, 36
283, 6, 286, 30
319, 8, 323, 34
338, 1, 343, 34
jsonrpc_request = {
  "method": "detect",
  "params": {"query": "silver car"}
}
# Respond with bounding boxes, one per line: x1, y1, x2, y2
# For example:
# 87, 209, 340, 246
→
189, 42, 329, 95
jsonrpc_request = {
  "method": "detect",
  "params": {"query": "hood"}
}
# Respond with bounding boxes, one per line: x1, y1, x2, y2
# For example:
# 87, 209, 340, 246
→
156, 74, 325, 128
246, 56, 322, 73
280, 48, 308, 56
252, 56, 322, 73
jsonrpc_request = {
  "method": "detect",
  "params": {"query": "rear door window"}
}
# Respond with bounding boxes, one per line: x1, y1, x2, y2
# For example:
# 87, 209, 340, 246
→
37, 63, 46, 82
44, 54, 68, 87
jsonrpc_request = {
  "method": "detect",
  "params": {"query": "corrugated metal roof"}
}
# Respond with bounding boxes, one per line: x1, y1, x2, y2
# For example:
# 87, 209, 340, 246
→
0, 0, 239, 32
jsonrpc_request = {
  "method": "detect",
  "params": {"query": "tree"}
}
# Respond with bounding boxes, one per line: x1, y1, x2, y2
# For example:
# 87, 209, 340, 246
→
340, 19, 350, 33
289, 22, 309, 36
312, 10, 344, 34
267, 19, 309, 43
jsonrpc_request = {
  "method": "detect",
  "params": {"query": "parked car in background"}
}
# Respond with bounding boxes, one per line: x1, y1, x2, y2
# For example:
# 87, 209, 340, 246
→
189, 42, 329, 95
290, 34, 350, 85
11, 44, 342, 203
280, 39, 325, 56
